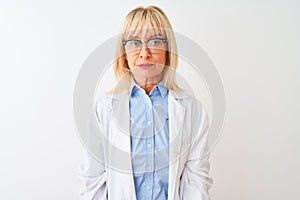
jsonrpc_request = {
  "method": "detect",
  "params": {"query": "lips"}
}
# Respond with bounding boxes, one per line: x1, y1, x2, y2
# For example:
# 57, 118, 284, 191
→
137, 63, 153, 69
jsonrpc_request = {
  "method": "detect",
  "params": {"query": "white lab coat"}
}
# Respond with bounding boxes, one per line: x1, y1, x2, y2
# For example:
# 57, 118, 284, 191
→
79, 89, 213, 200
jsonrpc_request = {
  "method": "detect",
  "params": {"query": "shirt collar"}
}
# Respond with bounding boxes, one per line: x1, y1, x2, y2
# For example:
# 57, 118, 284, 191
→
129, 76, 168, 98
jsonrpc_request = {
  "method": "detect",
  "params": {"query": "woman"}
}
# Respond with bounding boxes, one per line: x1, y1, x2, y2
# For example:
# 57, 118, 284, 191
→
79, 5, 213, 200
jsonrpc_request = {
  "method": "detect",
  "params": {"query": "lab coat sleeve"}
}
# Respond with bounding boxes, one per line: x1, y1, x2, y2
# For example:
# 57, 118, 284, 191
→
179, 104, 213, 200
78, 103, 108, 200
79, 148, 107, 200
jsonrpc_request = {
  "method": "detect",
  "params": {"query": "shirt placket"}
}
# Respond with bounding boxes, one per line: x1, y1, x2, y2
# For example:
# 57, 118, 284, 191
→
145, 95, 154, 200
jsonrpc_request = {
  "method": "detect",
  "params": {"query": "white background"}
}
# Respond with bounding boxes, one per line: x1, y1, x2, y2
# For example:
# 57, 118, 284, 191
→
0, 0, 299, 199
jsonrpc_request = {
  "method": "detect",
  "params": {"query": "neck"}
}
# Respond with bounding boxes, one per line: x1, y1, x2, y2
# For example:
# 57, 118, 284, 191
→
133, 75, 163, 95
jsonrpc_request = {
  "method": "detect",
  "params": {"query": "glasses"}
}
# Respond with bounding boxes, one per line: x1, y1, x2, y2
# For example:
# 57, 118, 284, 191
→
122, 38, 168, 53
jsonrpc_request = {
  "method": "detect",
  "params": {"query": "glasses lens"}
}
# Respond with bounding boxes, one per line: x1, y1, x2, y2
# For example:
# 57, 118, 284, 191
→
125, 40, 141, 53
124, 38, 167, 53
147, 39, 166, 51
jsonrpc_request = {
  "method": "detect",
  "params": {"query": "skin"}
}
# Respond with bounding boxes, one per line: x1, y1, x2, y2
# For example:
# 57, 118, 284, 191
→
125, 29, 167, 95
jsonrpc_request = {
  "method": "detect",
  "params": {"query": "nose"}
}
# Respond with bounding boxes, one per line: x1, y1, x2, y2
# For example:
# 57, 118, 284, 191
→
139, 43, 151, 59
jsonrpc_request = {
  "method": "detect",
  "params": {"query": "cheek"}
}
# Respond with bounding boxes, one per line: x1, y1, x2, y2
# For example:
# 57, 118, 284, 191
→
126, 55, 136, 69
157, 53, 167, 65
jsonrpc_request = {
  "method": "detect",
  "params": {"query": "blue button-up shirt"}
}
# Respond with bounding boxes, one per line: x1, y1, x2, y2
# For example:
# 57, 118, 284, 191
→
129, 78, 169, 200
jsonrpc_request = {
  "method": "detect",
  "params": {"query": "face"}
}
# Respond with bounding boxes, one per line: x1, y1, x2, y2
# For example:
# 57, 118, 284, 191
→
124, 28, 167, 84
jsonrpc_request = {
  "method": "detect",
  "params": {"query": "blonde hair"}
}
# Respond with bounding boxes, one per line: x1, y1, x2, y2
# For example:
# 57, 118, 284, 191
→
112, 5, 181, 93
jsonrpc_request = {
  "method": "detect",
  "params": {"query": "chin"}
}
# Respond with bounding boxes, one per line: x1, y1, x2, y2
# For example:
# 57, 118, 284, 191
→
131, 65, 165, 81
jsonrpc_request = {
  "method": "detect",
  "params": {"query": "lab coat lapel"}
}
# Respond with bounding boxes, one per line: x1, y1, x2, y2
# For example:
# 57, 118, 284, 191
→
110, 92, 132, 163
168, 90, 187, 200
110, 91, 136, 200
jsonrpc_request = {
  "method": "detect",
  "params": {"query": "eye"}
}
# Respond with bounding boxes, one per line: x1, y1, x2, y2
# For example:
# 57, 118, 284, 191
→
127, 40, 141, 47
148, 39, 162, 46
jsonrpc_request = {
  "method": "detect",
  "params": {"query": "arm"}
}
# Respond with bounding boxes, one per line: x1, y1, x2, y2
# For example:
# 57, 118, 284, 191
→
79, 148, 107, 200
78, 103, 108, 200
179, 104, 213, 200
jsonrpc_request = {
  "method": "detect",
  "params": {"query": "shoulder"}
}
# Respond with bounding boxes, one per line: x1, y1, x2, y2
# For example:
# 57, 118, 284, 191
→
170, 89, 205, 110
170, 89, 209, 125
94, 91, 129, 116
94, 94, 113, 120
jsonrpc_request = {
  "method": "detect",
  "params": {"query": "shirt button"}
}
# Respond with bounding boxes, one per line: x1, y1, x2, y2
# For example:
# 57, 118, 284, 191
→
146, 186, 151, 190
147, 166, 151, 170
147, 143, 152, 148
147, 120, 151, 125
